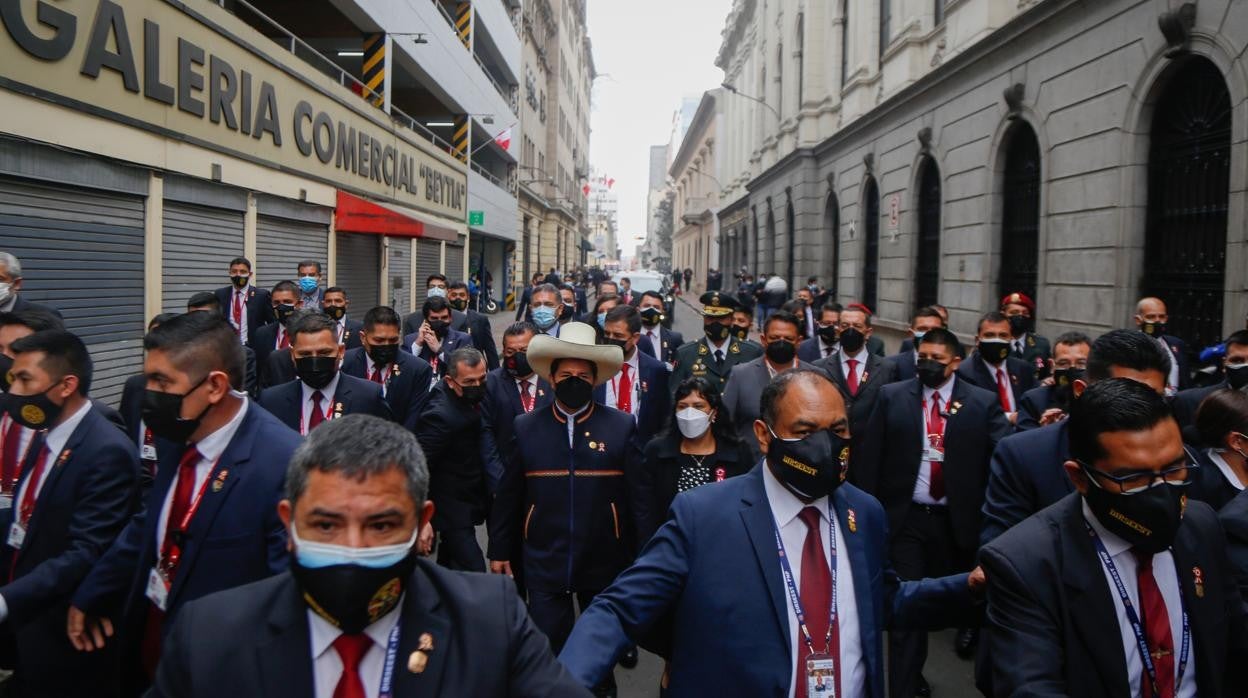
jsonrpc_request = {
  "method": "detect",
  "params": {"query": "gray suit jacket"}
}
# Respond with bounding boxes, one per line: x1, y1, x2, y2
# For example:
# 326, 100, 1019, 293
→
722, 356, 817, 463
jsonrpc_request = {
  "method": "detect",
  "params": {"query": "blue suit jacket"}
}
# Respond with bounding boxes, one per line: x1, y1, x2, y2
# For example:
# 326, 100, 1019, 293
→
979, 419, 1072, 547
339, 347, 433, 431
797, 337, 836, 363
885, 350, 917, 383
258, 373, 393, 432
403, 328, 473, 377
592, 351, 671, 446
480, 368, 554, 492
955, 352, 1038, 407
557, 467, 974, 696
1015, 384, 1058, 432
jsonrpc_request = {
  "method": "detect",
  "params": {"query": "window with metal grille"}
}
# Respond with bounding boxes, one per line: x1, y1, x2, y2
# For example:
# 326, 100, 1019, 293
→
915, 157, 941, 310
862, 178, 879, 311
998, 124, 1041, 305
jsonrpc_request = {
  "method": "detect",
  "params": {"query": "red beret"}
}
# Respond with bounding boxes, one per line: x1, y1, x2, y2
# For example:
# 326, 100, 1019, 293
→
1000, 292, 1035, 313
846, 302, 874, 316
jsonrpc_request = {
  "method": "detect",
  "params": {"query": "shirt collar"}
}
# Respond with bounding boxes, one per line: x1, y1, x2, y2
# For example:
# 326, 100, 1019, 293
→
840, 346, 868, 364
1206, 449, 1247, 491
194, 396, 249, 463
981, 357, 1008, 377
302, 373, 342, 404
922, 375, 955, 406
1082, 497, 1132, 558
622, 349, 640, 372
516, 373, 537, 388
556, 401, 588, 420
307, 597, 404, 661
762, 457, 830, 528
706, 336, 730, 354
43, 400, 92, 458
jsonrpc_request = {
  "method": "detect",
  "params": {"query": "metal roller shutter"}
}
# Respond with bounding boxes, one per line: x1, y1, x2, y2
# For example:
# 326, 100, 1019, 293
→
335, 233, 381, 309
161, 203, 244, 313
414, 239, 442, 308
256, 216, 329, 288
0, 176, 145, 405
445, 242, 465, 282
386, 238, 412, 315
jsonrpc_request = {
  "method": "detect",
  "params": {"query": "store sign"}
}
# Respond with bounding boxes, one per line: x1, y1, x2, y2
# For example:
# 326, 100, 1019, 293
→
468, 210, 484, 226
0, 0, 466, 220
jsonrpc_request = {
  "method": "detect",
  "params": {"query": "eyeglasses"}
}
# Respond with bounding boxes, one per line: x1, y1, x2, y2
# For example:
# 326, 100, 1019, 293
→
1078, 450, 1199, 494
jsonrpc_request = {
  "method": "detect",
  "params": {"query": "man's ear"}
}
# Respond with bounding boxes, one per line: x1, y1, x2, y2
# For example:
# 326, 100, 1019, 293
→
277, 499, 294, 552
419, 500, 436, 529
753, 419, 771, 455
1064, 460, 1089, 495
1072, 378, 1089, 399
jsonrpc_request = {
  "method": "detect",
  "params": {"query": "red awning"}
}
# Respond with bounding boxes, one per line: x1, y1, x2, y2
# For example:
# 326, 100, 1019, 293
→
334, 191, 459, 241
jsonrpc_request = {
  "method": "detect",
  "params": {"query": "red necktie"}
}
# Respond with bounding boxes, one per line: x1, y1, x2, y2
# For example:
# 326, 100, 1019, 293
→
1, 416, 23, 494
16, 434, 50, 527
796, 507, 840, 698
232, 291, 243, 333
278, 327, 290, 349
996, 367, 1012, 413
141, 444, 200, 677
1134, 551, 1176, 698
846, 359, 859, 396
926, 395, 946, 500
519, 381, 534, 413
332, 634, 373, 698
617, 364, 632, 414
308, 391, 326, 432
369, 366, 385, 384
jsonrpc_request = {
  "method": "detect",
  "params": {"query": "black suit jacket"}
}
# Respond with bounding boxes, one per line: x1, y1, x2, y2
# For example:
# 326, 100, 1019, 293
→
860, 377, 1010, 552
955, 352, 1038, 412
813, 351, 895, 468
480, 369, 553, 492
334, 318, 364, 351
1160, 333, 1192, 390
403, 329, 473, 377
1173, 383, 1222, 434
637, 326, 683, 366
340, 348, 433, 431
1218, 488, 1248, 604
452, 309, 499, 370
1016, 384, 1058, 432
214, 286, 273, 342
150, 563, 590, 698
514, 286, 534, 320
258, 374, 393, 433
722, 357, 818, 464
979, 420, 1074, 546
981, 494, 1248, 698
260, 348, 296, 390
249, 322, 285, 380
9, 294, 61, 319
415, 384, 488, 529
886, 350, 918, 383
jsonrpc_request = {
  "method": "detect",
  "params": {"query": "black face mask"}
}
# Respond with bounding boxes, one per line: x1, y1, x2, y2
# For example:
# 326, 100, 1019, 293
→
290, 552, 417, 635
505, 352, 532, 378
979, 339, 1011, 365
1007, 315, 1030, 337
324, 306, 346, 321
602, 337, 629, 353
458, 384, 486, 404
817, 325, 839, 345
3, 382, 65, 429
1227, 364, 1248, 391
704, 322, 731, 343
449, 298, 468, 312
555, 376, 593, 410
563, 302, 577, 318
140, 376, 211, 443
0, 353, 12, 392
839, 328, 865, 354
765, 339, 797, 365
296, 356, 338, 390
765, 427, 851, 500
916, 358, 950, 390
1082, 473, 1187, 555
733, 325, 750, 341
1140, 321, 1168, 337
274, 303, 297, 324
640, 307, 663, 327
428, 320, 450, 338
367, 344, 399, 368
230, 275, 249, 289
1052, 367, 1084, 410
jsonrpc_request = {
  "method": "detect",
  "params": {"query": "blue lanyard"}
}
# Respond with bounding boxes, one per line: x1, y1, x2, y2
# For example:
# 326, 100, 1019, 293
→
773, 504, 838, 655
378, 623, 401, 698
1082, 520, 1189, 696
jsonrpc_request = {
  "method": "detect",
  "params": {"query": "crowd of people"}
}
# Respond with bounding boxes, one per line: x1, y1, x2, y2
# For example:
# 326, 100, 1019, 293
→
0, 246, 1246, 697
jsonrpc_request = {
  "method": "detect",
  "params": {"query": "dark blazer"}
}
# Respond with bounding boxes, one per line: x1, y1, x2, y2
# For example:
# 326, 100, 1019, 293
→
575, 286, 587, 316
334, 318, 364, 351
403, 328, 473, 377
260, 348, 296, 391
149, 563, 590, 698
258, 374, 392, 433
859, 377, 1010, 552
514, 285, 535, 320
866, 334, 885, 358
638, 326, 683, 366
899, 337, 915, 354
722, 357, 818, 464
639, 431, 752, 542
339, 348, 432, 432
416, 384, 488, 530
9, 294, 62, 319
1173, 383, 1222, 434
118, 373, 146, 446
979, 420, 1072, 547
955, 352, 1038, 412
1015, 384, 1058, 432
1011, 332, 1052, 380
249, 322, 285, 377
592, 351, 672, 446
480, 369, 554, 492
981, 493, 1248, 698
1160, 333, 1192, 390
1188, 448, 1244, 511
214, 285, 273, 342
797, 337, 838, 363
452, 308, 500, 370
558, 468, 976, 696
1218, 488, 1248, 603
886, 350, 918, 383
71, 404, 299, 690
0, 406, 139, 696
813, 351, 896, 467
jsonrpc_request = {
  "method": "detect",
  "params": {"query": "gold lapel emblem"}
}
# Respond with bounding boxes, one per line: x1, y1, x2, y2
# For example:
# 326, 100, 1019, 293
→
392, 364, 402, 377
56, 449, 72, 467
698, 344, 708, 356
948, 401, 963, 416
333, 402, 345, 418
730, 342, 740, 354
212, 469, 229, 492
1027, 335, 1036, 347
1193, 566, 1205, 598
589, 441, 598, 450
860, 370, 870, 385
408, 651, 428, 674
847, 509, 857, 533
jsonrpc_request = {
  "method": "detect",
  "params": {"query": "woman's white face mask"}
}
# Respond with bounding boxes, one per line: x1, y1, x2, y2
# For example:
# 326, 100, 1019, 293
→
676, 406, 713, 439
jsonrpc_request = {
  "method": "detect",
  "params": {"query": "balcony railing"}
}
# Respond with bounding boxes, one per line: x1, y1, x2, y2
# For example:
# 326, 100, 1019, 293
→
432, 0, 520, 115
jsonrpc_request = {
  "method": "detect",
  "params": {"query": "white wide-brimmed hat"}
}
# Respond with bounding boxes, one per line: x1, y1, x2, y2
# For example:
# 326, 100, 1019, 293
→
526, 322, 623, 387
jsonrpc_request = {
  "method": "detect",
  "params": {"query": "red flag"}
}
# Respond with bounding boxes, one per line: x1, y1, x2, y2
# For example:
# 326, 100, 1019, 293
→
493, 128, 512, 150
582, 184, 591, 197
607, 178, 615, 189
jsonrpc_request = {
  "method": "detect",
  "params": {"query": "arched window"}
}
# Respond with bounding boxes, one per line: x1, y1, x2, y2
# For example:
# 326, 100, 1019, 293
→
824, 192, 840, 299
861, 177, 879, 311
914, 156, 941, 309
786, 200, 797, 291
1144, 57, 1230, 355
795, 14, 805, 112
998, 124, 1041, 303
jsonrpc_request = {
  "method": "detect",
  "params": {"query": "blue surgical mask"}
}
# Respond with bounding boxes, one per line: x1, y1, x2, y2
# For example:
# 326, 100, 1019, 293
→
427, 287, 447, 298
532, 306, 558, 329
596, 312, 607, 328
291, 524, 419, 569
912, 331, 926, 344
298, 276, 319, 294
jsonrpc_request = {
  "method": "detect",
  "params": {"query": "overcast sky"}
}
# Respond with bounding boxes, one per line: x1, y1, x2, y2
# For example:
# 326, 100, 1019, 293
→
586, 0, 733, 261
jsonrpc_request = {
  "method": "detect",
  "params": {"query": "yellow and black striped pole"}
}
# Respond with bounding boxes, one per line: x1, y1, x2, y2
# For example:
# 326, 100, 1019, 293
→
452, 115, 469, 163
362, 33, 385, 108
455, 3, 472, 50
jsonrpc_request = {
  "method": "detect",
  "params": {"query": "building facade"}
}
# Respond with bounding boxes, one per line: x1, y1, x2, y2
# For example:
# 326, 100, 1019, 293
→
587, 174, 619, 266
670, 91, 722, 294
715, 0, 1247, 356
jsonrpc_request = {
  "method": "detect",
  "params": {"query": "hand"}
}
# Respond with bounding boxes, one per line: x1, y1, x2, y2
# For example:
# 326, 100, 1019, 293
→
417, 322, 431, 347
968, 566, 987, 594
417, 522, 434, 555
426, 332, 443, 353
1040, 376, 1056, 387
490, 560, 513, 577
67, 606, 114, 652
1038, 408, 1067, 426
1007, 411, 1018, 425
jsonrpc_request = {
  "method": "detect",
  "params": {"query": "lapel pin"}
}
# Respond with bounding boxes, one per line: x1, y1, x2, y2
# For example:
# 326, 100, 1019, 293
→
1193, 566, 1204, 598
418, 632, 434, 651
715, 467, 726, 482
408, 650, 428, 674
538, 389, 545, 397
56, 449, 72, 467
847, 509, 857, 533
589, 441, 597, 450
212, 469, 229, 492
730, 343, 740, 354
861, 371, 870, 384
598, 442, 606, 452
948, 400, 963, 416
333, 402, 344, 417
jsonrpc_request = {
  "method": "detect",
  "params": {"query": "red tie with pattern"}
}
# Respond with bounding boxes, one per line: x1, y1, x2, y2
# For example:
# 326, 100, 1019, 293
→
369, 366, 385, 384
996, 367, 1012, 413
308, 391, 326, 432
617, 364, 632, 414
278, 327, 290, 349
332, 634, 373, 698
796, 506, 839, 698
16, 434, 50, 527
519, 381, 534, 413
1134, 551, 1176, 698
846, 359, 860, 396
232, 291, 243, 333
927, 394, 946, 500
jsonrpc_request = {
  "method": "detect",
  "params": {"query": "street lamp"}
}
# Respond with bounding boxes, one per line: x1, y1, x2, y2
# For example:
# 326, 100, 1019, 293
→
721, 82, 780, 121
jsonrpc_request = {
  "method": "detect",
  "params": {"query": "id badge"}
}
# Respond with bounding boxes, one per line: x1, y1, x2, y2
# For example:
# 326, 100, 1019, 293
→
805, 654, 837, 697
0, 494, 12, 511
923, 434, 945, 462
140, 443, 158, 461
6, 522, 25, 549
145, 567, 170, 611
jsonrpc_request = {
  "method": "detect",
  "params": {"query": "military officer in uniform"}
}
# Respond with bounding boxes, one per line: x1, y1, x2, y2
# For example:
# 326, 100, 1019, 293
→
1000, 292, 1051, 381
669, 292, 763, 398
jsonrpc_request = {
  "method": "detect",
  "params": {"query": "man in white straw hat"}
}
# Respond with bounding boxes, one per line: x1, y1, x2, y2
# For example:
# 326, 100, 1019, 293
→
487, 321, 647, 697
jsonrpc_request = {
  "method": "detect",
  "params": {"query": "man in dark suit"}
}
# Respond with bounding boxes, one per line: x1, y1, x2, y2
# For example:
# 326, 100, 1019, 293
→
0, 252, 61, 319
955, 311, 1037, 427
447, 280, 500, 370
404, 296, 472, 379
795, 287, 818, 340
558, 369, 983, 696
595, 305, 671, 446
616, 277, 640, 307
321, 286, 363, 351
843, 303, 887, 358
214, 257, 273, 346
259, 313, 391, 435
1173, 330, 1248, 434
858, 328, 1009, 696
402, 274, 459, 334
250, 280, 300, 384
798, 303, 840, 363
1135, 296, 1191, 391
1220, 488, 1248, 603
0, 330, 139, 696
1017, 331, 1091, 431
669, 292, 763, 398
340, 306, 433, 432
636, 291, 682, 368
981, 378, 1248, 697
148, 415, 588, 698
1001, 291, 1052, 380
888, 306, 946, 382
481, 322, 554, 493
68, 313, 300, 693
814, 305, 894, 448
723, 311, 815, 463
514, 272, 546, 321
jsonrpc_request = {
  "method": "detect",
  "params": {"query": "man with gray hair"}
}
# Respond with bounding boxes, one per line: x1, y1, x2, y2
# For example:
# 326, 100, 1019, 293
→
0, 251, 61, 318
148, 415, 589, 697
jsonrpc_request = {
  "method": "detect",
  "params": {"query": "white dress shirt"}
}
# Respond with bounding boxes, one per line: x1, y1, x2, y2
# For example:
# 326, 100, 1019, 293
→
762, 464, 865, 698
804, 307, 816, 338
515, 374, 539, 408
156, 397, 249, 549
817, 339, 838, 359
912, 377, 954, 505
1206, 449, 1247, 492
1011, 333, 1028, 356
606, 350, 641, 418
705, 336, 730, 361
556, 402, 589, 447
981, 358, 1016, 413
641, 327, 663, 358
364, 355, 391, 397
12, 400, 91, 513
227, 287, 251, 345
839, 347, 869, 386
1156, 337, 1181, 391
335, 318, 349, 345
1082, 499, 1196, 698
309, 602, 402, 698
300, 373, 342, 435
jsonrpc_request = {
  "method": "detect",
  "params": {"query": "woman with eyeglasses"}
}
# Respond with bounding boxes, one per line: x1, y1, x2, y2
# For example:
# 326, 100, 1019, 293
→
1191, 388, 1248, 510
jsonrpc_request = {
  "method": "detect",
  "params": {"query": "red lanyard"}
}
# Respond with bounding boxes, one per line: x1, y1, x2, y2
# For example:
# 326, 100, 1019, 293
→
298, 392, 335, 434
158, 464, 215, 578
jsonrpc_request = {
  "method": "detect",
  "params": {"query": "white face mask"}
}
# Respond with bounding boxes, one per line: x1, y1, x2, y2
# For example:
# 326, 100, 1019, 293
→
427, 287, 447, 298
676, 406, 712, 440
0, 282, 11, 306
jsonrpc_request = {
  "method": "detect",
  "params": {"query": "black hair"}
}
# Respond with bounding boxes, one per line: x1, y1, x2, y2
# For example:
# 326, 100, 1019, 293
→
640, 290, 665, 304
604, 304, 641, 334
1054, 331, 1093, 348
186, 291, 219, 311
1225, 330, 1248, 349
425, 274, 447, 287
144, 312, 245, 389
422, 295, 451, 317
271, 280, 298, 296
288, 311, 336, 343
229, 257, 252, 270
977, 311, 1009, 335
1068, 377, 1175, 463
1085, 329, 1172, 383
531, 283, 561, 303
913, 306, 944, 324
594, 293, 620, 315
818, 303, 842, 318
504, 321, 538, 339
917, 327, 964, 358
764, 310, 802, 334
9, 330, 92, 396
297, 260, 322, 274
362, 306, 401, 332
760, 368, 838, 427
323, 286, 346, 298
1194, 389, 1248, 450
661, 377, 739, 445
448, 280, 469, 292
550, 357, 598, 381
1, 308, 64, 333
839, 304, 873, 326
148, 312, 179, 331
447, 347, 484, 378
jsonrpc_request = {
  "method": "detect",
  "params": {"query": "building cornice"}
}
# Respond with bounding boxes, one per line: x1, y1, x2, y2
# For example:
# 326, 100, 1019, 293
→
716, 0, 757, 70
669, 91, 721, 178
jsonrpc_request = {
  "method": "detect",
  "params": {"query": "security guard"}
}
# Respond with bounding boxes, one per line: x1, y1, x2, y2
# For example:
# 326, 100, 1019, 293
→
669, 291, 762, 397
1000, 292, 1051, 380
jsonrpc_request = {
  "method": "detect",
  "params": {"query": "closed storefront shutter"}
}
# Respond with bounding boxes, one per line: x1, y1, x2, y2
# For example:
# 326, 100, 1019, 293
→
0, 176, 145, 404
415, 239, 442, 308
336, 233, 381, 309
387, 238, 412, 315
162, 203, 244, 313
445, 241, 465, 283
255, 196, 331, 288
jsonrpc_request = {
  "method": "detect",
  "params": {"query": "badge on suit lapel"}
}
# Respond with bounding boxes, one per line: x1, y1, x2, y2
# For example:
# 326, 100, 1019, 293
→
1027, 335, 1035, 348
640, 380, 648, 394
212, 469, 229, 492
392, 364, 402, 377
1193, 566, 1204, 598
715, 467, 726, 482
860, 370, 870, 386
1010, 373, 1019, 385
697, 344, 708, 356
947, 400, 963, 416
55, 449, 72, 468
729, 342, 740, 354
847, 508, 857, 533
537, 388, 545, 397
248, 289, 255, 300
333, 402, 345, 419
408, 632, 435, 673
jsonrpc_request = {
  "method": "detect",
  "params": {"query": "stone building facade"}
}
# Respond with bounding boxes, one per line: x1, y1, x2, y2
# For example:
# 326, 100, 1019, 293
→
671, 91, 723, 294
